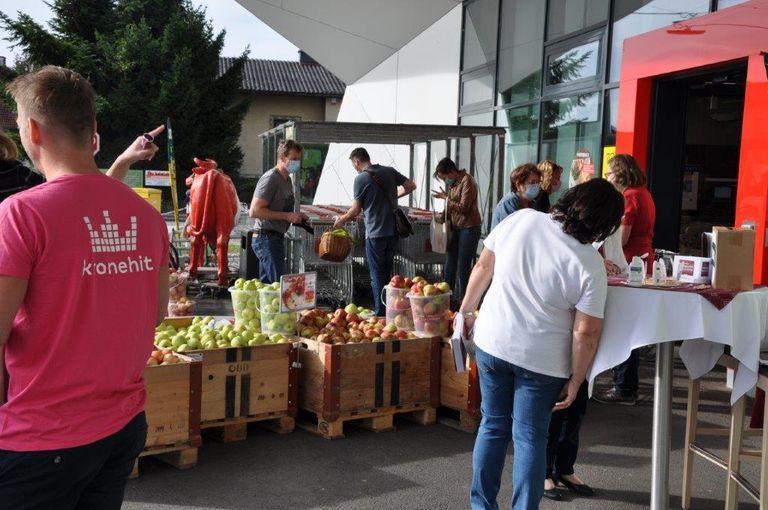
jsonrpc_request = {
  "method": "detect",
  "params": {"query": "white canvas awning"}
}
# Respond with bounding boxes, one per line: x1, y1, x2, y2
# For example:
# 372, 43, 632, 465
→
234, 0, 462, 84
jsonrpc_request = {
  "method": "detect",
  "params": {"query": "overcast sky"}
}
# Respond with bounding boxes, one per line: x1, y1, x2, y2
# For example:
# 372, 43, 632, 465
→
0, 0, 299, 65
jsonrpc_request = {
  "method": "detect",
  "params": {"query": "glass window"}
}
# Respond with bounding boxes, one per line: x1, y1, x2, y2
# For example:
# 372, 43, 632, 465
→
541, 92, 602, 197
603, 88, 619, 147
462, 0, 499, 71
496, 106, 539, 194
546, 38, 601, 87
462, 72, 495, 106
497, 0, 546, 105
547, 0, 609, 40
459, 112, 495, 230
718, 0, 750, 9
609, 0, 710, 82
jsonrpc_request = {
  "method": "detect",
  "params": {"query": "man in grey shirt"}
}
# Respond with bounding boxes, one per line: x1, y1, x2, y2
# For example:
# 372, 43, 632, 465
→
333, 147, 416, 315
249, 139, 308, 283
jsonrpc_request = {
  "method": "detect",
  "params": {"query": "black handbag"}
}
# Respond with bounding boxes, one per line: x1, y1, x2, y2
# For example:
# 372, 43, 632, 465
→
364, 170, 413, 238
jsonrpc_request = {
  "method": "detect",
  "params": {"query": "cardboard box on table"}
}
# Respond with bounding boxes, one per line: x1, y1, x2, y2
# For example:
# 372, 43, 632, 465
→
711, 226, 755, 291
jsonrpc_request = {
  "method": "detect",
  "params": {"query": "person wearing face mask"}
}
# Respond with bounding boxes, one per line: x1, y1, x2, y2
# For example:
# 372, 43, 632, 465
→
249, 139, 309, 283
490, 163, 542, 231
333, 147, 417, 316
593, 154, 656, 406
431, 157, 481, 305
534, 159, 563, 213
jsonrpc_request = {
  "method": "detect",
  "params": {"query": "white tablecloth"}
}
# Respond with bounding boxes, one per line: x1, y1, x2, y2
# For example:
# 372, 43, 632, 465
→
587, 285, 768, 403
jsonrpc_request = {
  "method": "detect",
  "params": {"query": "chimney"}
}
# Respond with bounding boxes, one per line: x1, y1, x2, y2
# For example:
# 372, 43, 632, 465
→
298, 50, 318, 65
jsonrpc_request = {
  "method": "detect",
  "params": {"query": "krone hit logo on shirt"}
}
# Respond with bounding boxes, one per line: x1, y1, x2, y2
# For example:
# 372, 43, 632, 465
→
81, 210, 154, 276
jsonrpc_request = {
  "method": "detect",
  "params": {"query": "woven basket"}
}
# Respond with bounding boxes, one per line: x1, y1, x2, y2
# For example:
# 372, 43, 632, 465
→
318, 231, 352, 262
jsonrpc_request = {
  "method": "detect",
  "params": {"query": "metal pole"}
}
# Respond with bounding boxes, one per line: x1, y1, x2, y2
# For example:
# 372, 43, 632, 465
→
651, 341, 674, 510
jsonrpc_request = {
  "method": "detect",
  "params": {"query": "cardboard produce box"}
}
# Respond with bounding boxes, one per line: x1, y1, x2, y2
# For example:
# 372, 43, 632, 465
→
711, 226, 755, 290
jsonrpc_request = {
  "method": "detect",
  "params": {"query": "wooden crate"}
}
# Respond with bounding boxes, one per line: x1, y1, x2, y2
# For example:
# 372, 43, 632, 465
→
163, 318, 298, 441
132, 353, 202, 478
298, 337, 440, 439
439, 339, 481, 433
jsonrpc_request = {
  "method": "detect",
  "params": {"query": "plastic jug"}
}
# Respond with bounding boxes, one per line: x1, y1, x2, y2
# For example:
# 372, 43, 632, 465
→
627, 256, 646, 287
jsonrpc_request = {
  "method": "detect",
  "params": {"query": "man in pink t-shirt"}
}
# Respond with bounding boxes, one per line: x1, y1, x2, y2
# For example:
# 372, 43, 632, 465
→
0, 66, 169, 509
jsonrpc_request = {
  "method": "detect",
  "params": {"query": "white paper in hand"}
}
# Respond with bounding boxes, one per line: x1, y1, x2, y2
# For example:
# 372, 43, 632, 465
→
450, 313, 468, 373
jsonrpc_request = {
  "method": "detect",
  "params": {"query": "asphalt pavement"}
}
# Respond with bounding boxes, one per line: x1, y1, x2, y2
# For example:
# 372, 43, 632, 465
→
123, 295, 760, 509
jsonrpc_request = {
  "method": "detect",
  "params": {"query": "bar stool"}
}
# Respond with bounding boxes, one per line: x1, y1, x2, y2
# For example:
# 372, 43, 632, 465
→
682, 354, 768, 509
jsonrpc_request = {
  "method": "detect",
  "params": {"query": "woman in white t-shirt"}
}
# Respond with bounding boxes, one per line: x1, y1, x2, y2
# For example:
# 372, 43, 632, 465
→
459, 179, 624, 510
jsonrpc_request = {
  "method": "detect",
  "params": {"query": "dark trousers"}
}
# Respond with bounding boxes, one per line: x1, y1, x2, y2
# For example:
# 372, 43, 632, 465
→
252, 232, 285, 284
0, 411, 147, 510
546, 382, 588, 479
366, 235, 399, 317
443, 225, 481, 305
613, 348, 640, 395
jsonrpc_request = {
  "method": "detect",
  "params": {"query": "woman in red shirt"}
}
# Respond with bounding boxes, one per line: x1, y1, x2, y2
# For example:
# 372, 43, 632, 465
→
594, 154, 656, 405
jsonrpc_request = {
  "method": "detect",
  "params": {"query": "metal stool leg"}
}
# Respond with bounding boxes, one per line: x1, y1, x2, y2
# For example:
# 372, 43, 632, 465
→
683, 377, 701, 509
726, 395, 747, 509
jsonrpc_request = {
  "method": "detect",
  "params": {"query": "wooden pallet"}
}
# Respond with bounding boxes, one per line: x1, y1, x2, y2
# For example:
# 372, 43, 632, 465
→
438, 339, 481, 433
298, 403, 437, 439
298, 337, 441, 439
133, 353, 202, 478
131, 443, 198, 478
202, 413, 295, 442
163, 318, 299, 443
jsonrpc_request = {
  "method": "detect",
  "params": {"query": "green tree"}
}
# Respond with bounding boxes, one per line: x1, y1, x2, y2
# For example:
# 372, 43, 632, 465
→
0, 0, 248, 203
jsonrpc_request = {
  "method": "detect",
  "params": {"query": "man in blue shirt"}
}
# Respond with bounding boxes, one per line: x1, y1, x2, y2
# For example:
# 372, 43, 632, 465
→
333, 148, 416, 315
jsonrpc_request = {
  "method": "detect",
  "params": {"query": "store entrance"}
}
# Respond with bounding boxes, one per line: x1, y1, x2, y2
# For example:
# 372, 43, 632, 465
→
647, 63, 746, 255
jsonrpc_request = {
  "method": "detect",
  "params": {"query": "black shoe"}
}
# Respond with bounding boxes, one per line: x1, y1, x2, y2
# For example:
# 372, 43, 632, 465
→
592, 388, 637, 406
556, 475, 594, 497
543, 487, 563, 501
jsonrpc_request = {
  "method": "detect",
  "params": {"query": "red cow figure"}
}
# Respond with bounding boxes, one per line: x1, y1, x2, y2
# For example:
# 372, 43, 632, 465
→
185, 157, 239, 286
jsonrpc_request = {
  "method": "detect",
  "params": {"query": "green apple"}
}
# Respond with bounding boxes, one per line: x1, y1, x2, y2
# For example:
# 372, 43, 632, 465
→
203, 340, 215, 349
176, 344, 189, 352
158, 339, 172, 348
269, 333, 284, 343
241, 308, 255, 321
246, 297, 258, 309
230, 336, 244, 347
248, 319, 260, 330
344, 303, 359, 314
253, 333, 269, 344
436, 282, 451, 294
241, 330, 253, 341
271, 297, 280, 308
243, 280, 258, 291
267, 319, 278, 331
248, 339, 260, 346
234, 278, 246, 289
217, 340, 229, 348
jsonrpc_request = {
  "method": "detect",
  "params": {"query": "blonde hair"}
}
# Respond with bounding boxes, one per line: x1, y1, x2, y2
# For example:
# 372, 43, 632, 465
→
0, 131, 19, 161
537, 159, 563, 193
6, 65, 96, 148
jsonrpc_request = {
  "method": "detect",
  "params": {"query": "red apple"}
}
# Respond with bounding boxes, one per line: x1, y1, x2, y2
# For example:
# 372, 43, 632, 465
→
389, 275, 405, 288
403, 277, 413, 288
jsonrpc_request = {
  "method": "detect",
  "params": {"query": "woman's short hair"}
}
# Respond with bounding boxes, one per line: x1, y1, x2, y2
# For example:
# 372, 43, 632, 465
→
509, 163, 541, 191
537, 160, 563, 193
608, 154, 647, 188
550, 179, 624, 244
0, 131, 19, 161
434, 157, 458, 179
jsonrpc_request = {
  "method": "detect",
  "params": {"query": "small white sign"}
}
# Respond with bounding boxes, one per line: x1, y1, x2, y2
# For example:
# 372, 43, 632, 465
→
279, 272, 317, 312
145, 170, 170, 187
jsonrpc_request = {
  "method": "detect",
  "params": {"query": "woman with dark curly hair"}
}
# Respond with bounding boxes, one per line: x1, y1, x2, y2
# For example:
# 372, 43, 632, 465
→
459, 179, 624, 510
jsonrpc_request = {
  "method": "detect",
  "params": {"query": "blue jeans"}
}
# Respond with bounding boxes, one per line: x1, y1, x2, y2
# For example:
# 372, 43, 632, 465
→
366, 235, 399, 316
444, 225, 481, 304
471, 347, 567, 510
252, 232, 285, 284
613, 348, 639, 395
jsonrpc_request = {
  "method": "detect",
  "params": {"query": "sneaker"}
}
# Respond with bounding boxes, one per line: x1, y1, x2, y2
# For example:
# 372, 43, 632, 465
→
592, 388, 637, 405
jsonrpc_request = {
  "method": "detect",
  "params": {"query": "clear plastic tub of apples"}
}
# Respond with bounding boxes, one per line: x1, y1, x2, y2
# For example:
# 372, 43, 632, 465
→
408, 280, 452, 338
259, 285, 298, 336
383, 274, 417, 331
168, 296, 195, 317
229, 278, 263, 328
168, 269, 189, 301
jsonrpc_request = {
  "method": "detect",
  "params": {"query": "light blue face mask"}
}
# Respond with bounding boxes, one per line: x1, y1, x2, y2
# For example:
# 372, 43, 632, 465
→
523, 183, 541, 200
287, 160, 301, 174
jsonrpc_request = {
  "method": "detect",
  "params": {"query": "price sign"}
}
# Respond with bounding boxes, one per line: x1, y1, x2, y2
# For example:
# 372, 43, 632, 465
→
279, 272, 317, 312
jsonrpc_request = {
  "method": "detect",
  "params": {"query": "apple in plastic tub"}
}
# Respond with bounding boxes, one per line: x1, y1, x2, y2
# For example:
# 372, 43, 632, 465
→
168, 297, 195, 317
